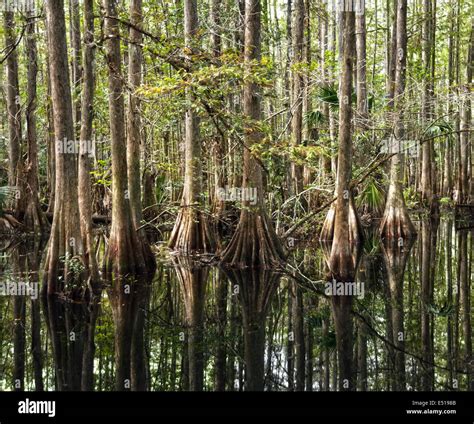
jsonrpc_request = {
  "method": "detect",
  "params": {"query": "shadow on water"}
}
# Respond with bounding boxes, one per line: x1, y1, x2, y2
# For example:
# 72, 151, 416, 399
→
0, 218, 472, 391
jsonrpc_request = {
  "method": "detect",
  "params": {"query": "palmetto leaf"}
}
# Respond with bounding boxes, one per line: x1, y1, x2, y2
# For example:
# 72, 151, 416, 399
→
424, 120, 453, 138
0, 186, 16, 214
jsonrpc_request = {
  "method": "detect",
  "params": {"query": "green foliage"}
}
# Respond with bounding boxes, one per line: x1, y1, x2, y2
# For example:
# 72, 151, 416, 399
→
316, 85, 357, 110
316, 85, 339, 109
304, 110, 325, 127
439, 197, 454, 207
0, 186, 16, 215
423, 120, 453, 138
91, 159, 111, 188
403, 186, 420, 209
357, 177, 386, 215
427, 301, 454, 317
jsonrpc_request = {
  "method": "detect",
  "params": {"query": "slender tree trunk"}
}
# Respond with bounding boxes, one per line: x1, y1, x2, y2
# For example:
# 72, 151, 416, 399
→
127, 0, 144, 229
380, 0, 416, 241
290, 0, 304, 202
420, 0, 434, 204
23, 12, 49, 232
355, 6, 368, 127
169, 0, 214, 253
4, 12, 23, 217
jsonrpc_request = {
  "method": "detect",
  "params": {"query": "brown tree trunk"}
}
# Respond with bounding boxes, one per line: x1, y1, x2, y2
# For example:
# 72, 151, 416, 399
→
324, 8, 361, 391
4, 12, 24, 217
420, 0, 434, 204
355, 7, 368, 127
43, 0, 84, 295
380, 0, 416, 241
290, 0, 304, 201
127, 0, 144, 229
458, 21, 473, 204
221, 0, 285, 269
24, 12, 49, 232
169, 0, 214, 254
102, 0, 155, 390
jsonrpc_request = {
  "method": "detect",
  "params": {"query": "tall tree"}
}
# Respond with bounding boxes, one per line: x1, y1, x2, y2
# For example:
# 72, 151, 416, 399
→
102, 0, 155, 391
325, 6, 361, 392
290, 0, 304, 201
24, 12, 49, 232
169, 0, 214, 253
4, 11, 23, 217
43, 0, 84, 294
221, 0, 286, 268
379, 0, 416, 241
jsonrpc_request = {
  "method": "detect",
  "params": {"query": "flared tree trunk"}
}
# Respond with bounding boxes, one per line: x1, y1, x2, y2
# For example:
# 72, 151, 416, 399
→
380, 0, 416, 241
169, 0, 214, 254
221, 0, 285, 269
43, 0, 84, 295
102, 0, 155, 391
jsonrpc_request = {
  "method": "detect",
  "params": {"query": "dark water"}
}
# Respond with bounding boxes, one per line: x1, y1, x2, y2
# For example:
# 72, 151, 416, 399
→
0, 217, 472, 391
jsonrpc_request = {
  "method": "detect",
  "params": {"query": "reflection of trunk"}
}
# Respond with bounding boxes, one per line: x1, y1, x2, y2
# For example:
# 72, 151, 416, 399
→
214, 269, 228, 391
382, 237, 414, 391
322, 310, 330, 391
223, 268, 281, 391
458, 231, 472, 389
173, 258, 208, 391
287, 286, 294, 391
131, 282, 151, 391
445, 220, 454, 386
420, 218, 438, 390
81, 293, 101, 390
226, 294, 238, 391
24, 239, 45, 391
291, 281, 305, 391
13, 291, 26, 391
42, 293, 87, 391
108, 276, 151, 391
